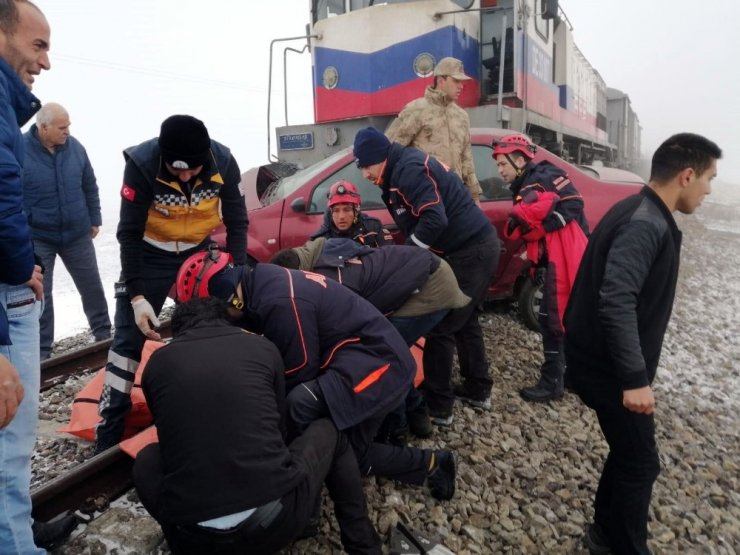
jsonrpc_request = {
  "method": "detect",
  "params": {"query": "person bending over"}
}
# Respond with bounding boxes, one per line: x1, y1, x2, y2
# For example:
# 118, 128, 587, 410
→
176, 252, 457, 502
134, 297, 381, 555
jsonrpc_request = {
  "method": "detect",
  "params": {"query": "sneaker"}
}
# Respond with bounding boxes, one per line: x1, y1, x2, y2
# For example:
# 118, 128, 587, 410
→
453, 383, 491, 410
519, 377, 564, 402
32, 512, 79, 551
406, 404, 433, 438
426, 450, 456, 500
428, 409, 453, 427
582, 523, 612, 555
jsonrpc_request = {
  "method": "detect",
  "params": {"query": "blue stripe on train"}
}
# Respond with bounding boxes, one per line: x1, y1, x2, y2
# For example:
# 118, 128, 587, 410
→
314, 26, 480, 93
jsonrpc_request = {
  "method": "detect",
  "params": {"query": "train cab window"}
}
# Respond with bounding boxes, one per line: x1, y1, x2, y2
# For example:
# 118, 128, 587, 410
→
313, 0, 346, 22
534, 9, 550, 41
473, 145, 512, 201
308, 163, 385, 214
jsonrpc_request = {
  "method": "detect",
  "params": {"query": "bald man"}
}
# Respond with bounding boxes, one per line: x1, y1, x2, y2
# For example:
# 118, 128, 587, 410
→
23, 102, 111, 359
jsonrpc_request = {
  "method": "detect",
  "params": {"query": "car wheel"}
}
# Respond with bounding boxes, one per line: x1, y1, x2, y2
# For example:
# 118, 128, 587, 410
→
517, 277, 542, 332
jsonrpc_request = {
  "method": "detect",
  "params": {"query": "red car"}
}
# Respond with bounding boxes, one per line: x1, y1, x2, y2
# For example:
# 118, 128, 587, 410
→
214, 128, 643, 330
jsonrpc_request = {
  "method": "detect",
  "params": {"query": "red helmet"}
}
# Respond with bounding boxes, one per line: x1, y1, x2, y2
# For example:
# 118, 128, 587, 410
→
327, 179, 361, 207
176, 244, 233, 302
492, 134, 537, 159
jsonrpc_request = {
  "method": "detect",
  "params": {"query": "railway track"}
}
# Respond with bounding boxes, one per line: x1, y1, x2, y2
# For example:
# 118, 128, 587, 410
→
32, 321, 171, 523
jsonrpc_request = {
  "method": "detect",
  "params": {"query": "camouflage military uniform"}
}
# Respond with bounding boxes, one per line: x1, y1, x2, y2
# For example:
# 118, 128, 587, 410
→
386, 86, 482, 202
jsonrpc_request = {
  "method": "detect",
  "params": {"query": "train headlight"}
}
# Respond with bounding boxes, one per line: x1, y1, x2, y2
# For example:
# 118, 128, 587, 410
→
323, 66, 339, 89
413, 53, 436, 78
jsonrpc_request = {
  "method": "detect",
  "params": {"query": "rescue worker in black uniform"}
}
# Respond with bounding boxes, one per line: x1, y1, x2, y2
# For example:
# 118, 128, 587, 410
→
134, 297, 381, 555
175, 251, 457, 501
271, 237, 472, 443
493, 134, 588, 402
95, 115, 248, 454
310, 180, 393, 247
353, 127, 499, 426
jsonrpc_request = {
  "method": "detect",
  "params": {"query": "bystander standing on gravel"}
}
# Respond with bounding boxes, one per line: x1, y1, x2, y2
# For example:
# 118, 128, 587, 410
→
564, 132, 722, 554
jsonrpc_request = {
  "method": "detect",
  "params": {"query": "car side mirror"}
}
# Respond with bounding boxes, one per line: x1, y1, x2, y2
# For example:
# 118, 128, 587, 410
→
290, 197, 307, 213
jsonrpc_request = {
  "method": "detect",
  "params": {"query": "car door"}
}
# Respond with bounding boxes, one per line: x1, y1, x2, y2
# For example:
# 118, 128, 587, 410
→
472, 143, 525, 298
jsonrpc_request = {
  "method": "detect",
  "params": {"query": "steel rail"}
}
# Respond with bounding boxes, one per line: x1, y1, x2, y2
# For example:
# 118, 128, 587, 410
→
33, 319, 172, 520
31, 446, 132, 521
40, 320, 172, 391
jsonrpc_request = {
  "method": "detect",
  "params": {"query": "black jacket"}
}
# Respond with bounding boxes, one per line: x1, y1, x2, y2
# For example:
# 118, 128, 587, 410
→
142, 323, 303, 524
235, 263, 416, 430
312, 238, 440, 314
564, 187, 682, 390
382, 143, 492, 254
510, 160, 588, 235
310, 210, 393, 247
118, 138, 248, 298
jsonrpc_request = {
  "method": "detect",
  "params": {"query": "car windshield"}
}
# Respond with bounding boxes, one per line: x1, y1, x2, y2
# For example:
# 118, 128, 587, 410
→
262, 148, 352, 205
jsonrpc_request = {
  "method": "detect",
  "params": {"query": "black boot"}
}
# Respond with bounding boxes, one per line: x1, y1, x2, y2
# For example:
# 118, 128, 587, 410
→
32, 512, 79, 550
406, 404, 433, 438
582, 522, 612, 554
519, 376, 564, 402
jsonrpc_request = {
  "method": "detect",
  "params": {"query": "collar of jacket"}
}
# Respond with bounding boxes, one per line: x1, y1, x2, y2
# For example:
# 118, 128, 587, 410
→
0, 58, 42, 127
27, 123, 68, 155
424, 85, 453, 107
383, 143, 405, 188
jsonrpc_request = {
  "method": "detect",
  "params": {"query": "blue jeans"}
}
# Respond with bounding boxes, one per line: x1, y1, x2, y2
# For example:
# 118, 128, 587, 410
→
34, 235, 111, 358
0, 283, 45, 554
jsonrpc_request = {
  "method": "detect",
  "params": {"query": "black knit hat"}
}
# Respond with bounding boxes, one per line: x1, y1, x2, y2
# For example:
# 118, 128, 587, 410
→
158, 115, 211, 169
353, 127, 391, 167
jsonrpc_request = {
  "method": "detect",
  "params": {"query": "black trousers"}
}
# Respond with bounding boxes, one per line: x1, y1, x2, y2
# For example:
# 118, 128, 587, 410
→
538, 264, 564, 383
134, 418, 380, 555
422, 229, 499, 413
286, 380, 431, 486
97, 244, 202, 450
575, 381, 660, 555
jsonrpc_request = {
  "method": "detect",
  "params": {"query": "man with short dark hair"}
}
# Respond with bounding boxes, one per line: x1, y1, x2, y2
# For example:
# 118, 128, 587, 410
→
0, 1, 79, 551
95, 114, 248, 454
564, 133, 722, 555
354, 127, 499, 426
23, 102, 111, 358
134, 297, 381, 555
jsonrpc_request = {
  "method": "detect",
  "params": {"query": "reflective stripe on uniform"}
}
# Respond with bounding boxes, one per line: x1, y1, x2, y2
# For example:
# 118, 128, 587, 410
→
107, 349, 138, 373
143, 236, 202, 252
104, 371, 134, 394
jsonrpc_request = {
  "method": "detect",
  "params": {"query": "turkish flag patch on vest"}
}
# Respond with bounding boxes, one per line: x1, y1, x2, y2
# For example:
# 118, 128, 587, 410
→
121, 184, 136, 202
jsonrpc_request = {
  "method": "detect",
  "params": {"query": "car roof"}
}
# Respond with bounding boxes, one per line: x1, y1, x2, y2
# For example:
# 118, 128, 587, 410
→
578, 165, 646, 184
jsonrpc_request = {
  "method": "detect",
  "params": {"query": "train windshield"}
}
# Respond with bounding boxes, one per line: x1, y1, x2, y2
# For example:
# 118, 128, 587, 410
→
313, 0, 473, 22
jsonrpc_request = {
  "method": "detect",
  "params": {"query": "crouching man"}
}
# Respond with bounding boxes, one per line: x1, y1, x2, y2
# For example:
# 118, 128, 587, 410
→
133, 297, 381, 555
176, 251, 457, 502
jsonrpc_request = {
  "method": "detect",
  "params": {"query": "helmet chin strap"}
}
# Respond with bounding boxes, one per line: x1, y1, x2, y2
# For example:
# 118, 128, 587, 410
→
505, 154, 524, 177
